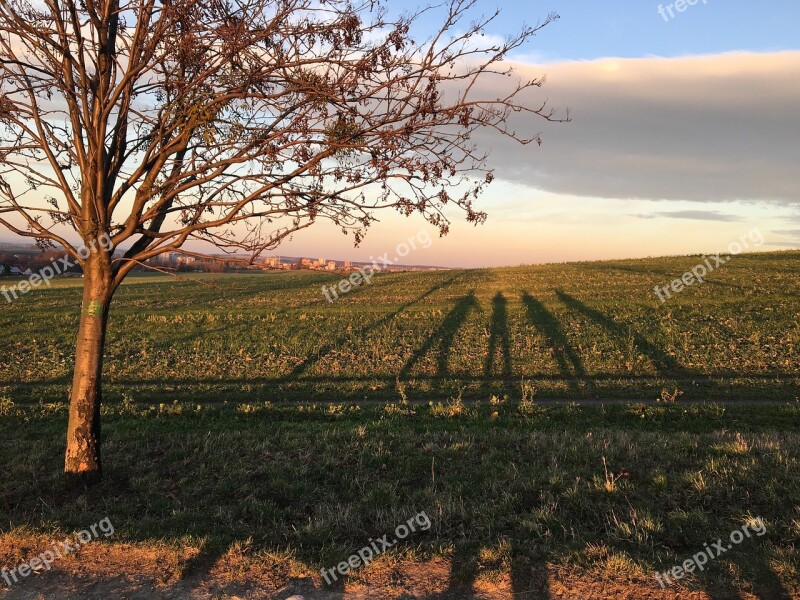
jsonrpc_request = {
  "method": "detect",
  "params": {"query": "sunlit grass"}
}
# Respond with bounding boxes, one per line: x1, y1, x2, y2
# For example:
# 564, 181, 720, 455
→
1, 252, 799, 595
2, 251, 799, 405
1, 401, 799, 595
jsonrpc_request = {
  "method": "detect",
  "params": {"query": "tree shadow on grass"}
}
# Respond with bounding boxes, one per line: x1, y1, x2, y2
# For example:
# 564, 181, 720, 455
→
480, 292, 512, 397
2, 407, 797, 599
554, 290, 691, 378
423, 545, 551, 599
423, 544, 481, 598
522, 292, 590, 397
739, 551, 793, 600
486, 293, 512, 379
286, 272, 466, 380
399, 291, 478, 381
700, 570, 746, 600
511, 557, 551, 599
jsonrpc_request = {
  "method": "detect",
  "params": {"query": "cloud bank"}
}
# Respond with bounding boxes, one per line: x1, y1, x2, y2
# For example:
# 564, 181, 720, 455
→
475, 52, 800, 205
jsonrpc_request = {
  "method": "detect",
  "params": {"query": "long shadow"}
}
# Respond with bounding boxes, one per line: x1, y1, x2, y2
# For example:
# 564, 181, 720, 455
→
287, 272, 466, 380
417, 544, 551, 599
700, 571, 746, 600
522, 292, 589, 396
423, 544, 480, 599
483, 293, 512, 380
511, 555, 551, 599
555, 290, 691, 377
399, 291, 478, 380
3, 402, 796, 598
742, 553, 793, 600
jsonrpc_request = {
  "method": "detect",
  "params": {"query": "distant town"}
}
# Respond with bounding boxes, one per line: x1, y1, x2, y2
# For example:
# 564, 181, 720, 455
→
148, 251, 447, 274
0, 242, 447, 277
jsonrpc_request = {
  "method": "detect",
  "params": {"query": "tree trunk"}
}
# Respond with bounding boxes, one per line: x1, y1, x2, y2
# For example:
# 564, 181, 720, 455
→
65, 260, 112, 485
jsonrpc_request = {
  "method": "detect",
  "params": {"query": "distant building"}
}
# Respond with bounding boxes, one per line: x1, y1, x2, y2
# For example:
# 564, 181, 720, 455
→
325, 261, 337, 271
176, 255, 197, 266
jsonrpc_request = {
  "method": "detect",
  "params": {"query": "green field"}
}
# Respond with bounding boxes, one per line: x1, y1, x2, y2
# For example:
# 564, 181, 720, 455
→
2, 251, 799, 405
1, 252, 799, 598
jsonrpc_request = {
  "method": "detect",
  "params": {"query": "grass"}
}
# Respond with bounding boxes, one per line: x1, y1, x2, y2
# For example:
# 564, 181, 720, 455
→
1, 401, 799, 596
1, 251, 800, 596
2, 251, 799, 405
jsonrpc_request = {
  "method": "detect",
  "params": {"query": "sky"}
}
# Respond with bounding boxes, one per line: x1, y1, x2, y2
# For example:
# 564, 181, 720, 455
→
271, 0, 800, 267
3, 1, 799, 268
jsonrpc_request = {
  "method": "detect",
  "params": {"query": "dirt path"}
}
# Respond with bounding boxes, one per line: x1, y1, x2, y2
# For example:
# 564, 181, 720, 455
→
0, 537, 762, 599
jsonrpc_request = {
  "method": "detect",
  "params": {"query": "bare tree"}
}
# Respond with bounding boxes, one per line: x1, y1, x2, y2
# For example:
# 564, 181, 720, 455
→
0, 0, 564, 482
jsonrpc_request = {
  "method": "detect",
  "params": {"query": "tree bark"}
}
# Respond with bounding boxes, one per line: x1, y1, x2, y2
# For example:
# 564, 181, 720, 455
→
64, 258, 112, 485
